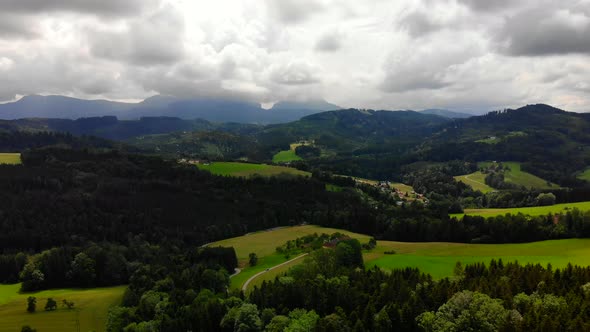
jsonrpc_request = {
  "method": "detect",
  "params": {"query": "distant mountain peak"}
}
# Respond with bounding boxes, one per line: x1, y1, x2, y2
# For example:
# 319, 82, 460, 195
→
271, 99, 341, 112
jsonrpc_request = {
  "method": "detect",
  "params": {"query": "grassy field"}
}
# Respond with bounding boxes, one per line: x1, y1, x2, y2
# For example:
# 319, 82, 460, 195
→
451, 201, 590, 218
391, 183, 414, 193
210, 225, 371, 290
454, 172, 495, 193
366, 239, 590, 279
198, 162, 309, 177
0, 153, 21, 165
456, 161, 557, 192
272, 150, 302, 163
0, 285, 125, 332
578, 168, 590, 182
481, 161, 558, 189
272, 143, 305, 163
213, 225, 590, 288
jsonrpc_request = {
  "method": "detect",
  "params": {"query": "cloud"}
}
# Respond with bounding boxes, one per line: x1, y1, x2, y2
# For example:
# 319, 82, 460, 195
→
314, 31, 343, 52
496, 6, 590, 56
457, 0, 514, 12
0, 15, 40, 39
269, 61, 322, 85
266, 0, 325, 24
89, 5, 186, 65
1, 0, 590, 112
380, 34, 484, 93
0, 0, 159, 16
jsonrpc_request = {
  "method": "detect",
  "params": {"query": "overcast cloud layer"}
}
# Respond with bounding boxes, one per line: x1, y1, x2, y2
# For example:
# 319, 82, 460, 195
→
0, 0, 589, 112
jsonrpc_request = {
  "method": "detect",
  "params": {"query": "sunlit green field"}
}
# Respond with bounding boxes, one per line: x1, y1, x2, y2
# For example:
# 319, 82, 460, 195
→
455, 161, 557, 192
454, 172, 495, 193
213, 225, 590, 289
197, 161, 309, 177
450, 201, 590, 218
480, 161, 558, 189
366, 239, 590, 279
272, 150, 302, 163
210, 225, 370, 290
0, 285, 125, 332
272, 143, 304, 163
0, 153, 21, 165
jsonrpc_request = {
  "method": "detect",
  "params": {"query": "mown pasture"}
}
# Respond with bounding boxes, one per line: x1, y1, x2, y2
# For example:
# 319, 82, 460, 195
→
0, 153, 21, 165
450, 201, 590, 218
0, 285, 125, 332
209, 225, 370, 290
213, 225, 590, 289
197, 161, 309, 177
272, 143, 305, 163
480, 161, 558, 189
454, 172, 495, 193
456, 161, 557, 192
366, 239, 590, 279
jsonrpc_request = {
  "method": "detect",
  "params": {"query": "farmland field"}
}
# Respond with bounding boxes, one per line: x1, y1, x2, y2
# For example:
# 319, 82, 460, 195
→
450, 201, 590, 218
455, 161, 557, 192
209, 225, 371, 290
480, 161, 558, 189
211, 225, 590, 290
0, 285, 125, 332
197, 161, 309, 177
0, 153, 21, 165
366, 239, 590, 279
272, 143, 304, 163
454, 172, 495, 193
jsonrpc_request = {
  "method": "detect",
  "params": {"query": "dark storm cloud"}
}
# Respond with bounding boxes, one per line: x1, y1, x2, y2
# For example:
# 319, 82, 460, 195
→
0, 0, 158, 16
497, 7, 590, 56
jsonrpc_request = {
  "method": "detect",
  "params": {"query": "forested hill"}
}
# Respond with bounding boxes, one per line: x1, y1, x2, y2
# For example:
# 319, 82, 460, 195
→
0, 147, 377, 253
417, 104, 590, 186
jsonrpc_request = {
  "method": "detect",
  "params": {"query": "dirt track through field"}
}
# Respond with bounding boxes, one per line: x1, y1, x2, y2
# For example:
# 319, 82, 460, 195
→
241, 253, 308, 292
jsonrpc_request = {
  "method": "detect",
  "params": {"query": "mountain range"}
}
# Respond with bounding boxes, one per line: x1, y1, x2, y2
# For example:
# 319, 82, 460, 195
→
0, 95, 342, 124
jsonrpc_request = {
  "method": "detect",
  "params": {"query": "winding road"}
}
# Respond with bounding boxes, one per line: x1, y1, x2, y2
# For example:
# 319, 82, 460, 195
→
239, 253, 309, 292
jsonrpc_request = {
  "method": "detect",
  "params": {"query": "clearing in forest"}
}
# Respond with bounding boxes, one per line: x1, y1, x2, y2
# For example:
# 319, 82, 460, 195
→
0, 153, 21, 165
0, 285, 125, 332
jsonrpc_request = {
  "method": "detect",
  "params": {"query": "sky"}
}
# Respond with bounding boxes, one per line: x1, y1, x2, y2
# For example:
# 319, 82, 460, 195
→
0, 0, 589, 112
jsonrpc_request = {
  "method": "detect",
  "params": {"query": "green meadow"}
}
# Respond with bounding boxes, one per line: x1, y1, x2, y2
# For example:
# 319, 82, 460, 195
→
451, 201, 590, 218
454, 172, 495, 193
210, 225, 370, 290
366, 239, 590, 279
0, 153, 22, 165
212, 225, 590, 289
272, 143, 304, 163
197, 161, 309, 177
456, 161, 557, 192
0, 284, 125, 332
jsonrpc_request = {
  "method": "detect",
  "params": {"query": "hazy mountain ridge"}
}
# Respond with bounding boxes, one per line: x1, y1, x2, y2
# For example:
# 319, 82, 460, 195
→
0, 95, 342, 124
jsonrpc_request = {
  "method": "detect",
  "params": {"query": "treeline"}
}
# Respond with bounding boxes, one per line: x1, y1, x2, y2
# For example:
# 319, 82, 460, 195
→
109, 242, 590, 331
0, 147, 374, 253
0, 239, 237, 291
